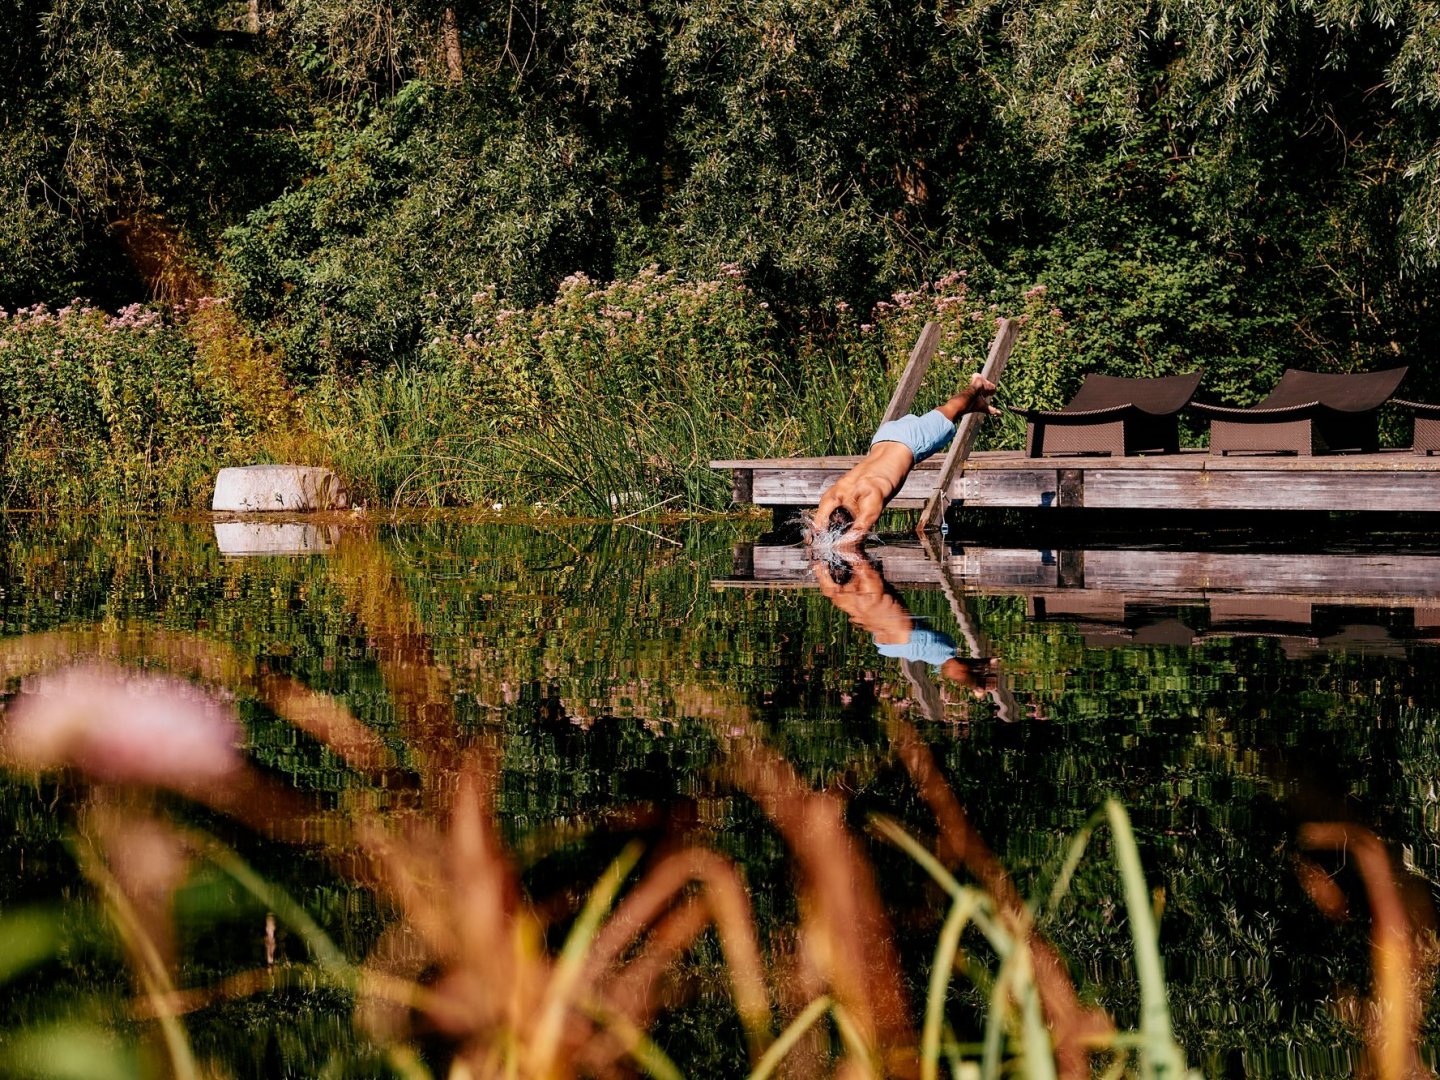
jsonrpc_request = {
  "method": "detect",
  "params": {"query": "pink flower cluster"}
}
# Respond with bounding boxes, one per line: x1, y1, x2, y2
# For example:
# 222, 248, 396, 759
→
0, 300, 169, 334
2, 664, 243, 793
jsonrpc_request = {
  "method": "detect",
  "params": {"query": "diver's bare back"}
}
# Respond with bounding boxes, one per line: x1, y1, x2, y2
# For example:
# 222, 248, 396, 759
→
814, 441, 916, 545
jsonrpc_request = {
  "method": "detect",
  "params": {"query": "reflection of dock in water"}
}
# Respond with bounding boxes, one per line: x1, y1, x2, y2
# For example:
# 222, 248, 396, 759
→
717, 541, 1440, 654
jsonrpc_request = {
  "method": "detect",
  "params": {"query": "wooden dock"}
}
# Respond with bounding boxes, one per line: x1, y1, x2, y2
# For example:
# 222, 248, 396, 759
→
711, 449, 1440, 516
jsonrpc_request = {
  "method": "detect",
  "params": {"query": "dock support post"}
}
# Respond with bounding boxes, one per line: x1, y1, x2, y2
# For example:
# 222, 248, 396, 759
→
731, 468, 753, 506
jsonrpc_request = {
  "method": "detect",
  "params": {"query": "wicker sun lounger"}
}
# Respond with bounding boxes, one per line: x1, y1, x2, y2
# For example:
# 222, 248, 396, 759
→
1191, 366, 1408, 456
1014, 372, 1202, 457
1393, 398, 1440, 454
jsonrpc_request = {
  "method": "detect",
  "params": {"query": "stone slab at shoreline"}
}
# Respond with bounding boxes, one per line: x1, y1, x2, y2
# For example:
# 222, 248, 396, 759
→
211, 465, 349, 513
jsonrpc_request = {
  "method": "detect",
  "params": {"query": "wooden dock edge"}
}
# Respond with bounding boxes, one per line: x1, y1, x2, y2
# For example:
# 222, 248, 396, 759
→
710, 451, 1440, 513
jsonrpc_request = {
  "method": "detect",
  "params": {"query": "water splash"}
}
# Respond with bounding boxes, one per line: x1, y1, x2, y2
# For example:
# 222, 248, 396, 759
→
796, 510, 876, 559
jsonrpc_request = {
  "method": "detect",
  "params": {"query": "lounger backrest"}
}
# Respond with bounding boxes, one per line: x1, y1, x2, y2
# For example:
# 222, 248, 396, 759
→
1065, 372, 1203, 416
1259, 367, 1408, 412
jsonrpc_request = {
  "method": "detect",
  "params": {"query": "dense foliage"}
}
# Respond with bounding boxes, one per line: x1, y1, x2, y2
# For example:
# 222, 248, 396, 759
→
0, 271, 1068, 510
8, 0, 1440, 505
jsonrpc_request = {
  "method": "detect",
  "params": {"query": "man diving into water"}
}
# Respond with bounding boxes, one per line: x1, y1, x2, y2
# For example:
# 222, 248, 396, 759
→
810, 373, 999, 548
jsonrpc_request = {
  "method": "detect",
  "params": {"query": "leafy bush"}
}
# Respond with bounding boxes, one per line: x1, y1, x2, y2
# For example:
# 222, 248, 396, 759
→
0, 300, 286, 509
221, 84, 614, 381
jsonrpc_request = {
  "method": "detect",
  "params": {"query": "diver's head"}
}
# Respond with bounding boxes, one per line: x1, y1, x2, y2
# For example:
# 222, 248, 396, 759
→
827, 505, 855, 534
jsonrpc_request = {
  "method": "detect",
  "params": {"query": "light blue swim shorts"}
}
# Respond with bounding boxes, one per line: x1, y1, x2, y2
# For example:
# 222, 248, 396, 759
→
874, 627, 959, 669
871, 409, 956, 463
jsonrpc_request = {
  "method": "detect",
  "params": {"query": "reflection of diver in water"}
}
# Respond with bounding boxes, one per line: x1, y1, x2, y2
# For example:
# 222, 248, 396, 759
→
812, 550, 1015, 719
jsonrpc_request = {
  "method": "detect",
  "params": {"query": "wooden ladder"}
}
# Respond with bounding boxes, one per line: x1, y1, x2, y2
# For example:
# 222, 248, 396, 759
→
880, 318, 1019, 534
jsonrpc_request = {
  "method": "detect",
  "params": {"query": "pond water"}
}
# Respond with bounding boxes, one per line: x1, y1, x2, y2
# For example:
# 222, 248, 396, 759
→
2, 515, 1439, 1078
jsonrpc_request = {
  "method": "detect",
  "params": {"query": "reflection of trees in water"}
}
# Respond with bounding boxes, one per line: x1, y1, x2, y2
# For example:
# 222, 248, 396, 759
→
0, 522, 1438, 1074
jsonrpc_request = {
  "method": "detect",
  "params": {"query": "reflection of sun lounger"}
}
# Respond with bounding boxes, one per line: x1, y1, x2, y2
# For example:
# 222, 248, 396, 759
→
1014, 372, 1202, 457
1191, 367, 1407, 456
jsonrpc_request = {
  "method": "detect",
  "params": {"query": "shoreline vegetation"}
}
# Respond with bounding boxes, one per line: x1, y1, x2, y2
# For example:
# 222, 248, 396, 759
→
12, 3, 1440, 515
0, 271, 1071, 514
12, 0, 1440, 1069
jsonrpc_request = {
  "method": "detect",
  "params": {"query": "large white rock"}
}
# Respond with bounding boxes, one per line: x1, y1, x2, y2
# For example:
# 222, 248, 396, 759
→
213, 522, 340, 557
211, 465, 349, 512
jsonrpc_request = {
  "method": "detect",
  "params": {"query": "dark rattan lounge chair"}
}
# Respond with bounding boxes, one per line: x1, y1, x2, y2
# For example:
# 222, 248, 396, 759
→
1392, 398, 1440, 454
1015, 372, 1202, 457
1191, 366, 1407, 456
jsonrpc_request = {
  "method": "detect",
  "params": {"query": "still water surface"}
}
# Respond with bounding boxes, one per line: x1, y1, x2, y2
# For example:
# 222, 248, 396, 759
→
3, 516, 1440, 1077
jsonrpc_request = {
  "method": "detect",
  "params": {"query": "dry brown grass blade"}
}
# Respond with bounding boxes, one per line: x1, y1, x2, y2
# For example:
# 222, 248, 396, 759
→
670, 680, 916, 1068
0, 626, 255, 687
357, 819, 457, 964
73, 800, 199, 1080
715, 725, 913, 1067
1294, 853, 1350, 921
354, 921, 435, 1041
328, 537, 467, 805
136, 963, 436, 1022
83, 798, 191, 988
584, 846, 774, 1058
1298, 823, 1435, 1080
256, 673, 401, 773
0, 646, 353, 847
581, 894, 711, 1072
202, 766, 350, 844
0, 623, 401, 787
886, 716, 1113, 1078
444, 764, 541, 1040
767, 929, 831, 1080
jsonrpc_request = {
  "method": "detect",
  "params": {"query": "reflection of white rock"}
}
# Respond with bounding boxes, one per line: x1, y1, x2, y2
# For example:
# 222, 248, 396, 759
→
213, 522, 339, 557
211, 465, 348, 512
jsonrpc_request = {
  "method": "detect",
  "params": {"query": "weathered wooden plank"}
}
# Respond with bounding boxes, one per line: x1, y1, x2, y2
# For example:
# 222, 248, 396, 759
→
954, 469, 1062, 507
1081, 470, 1440, 511
958, 548, 1061, 588
1209, 596, 1315, 624
751, 467, 945, 508
1083, 549, 1440, 596
743, 458, 1440, 511
715, 449, 1440, 474
749, 543, 968, 581
750, 469, 848, 504
1032, 592, 1126, 620
1200, 452, 1440, 473
726, 542, 1440, 606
